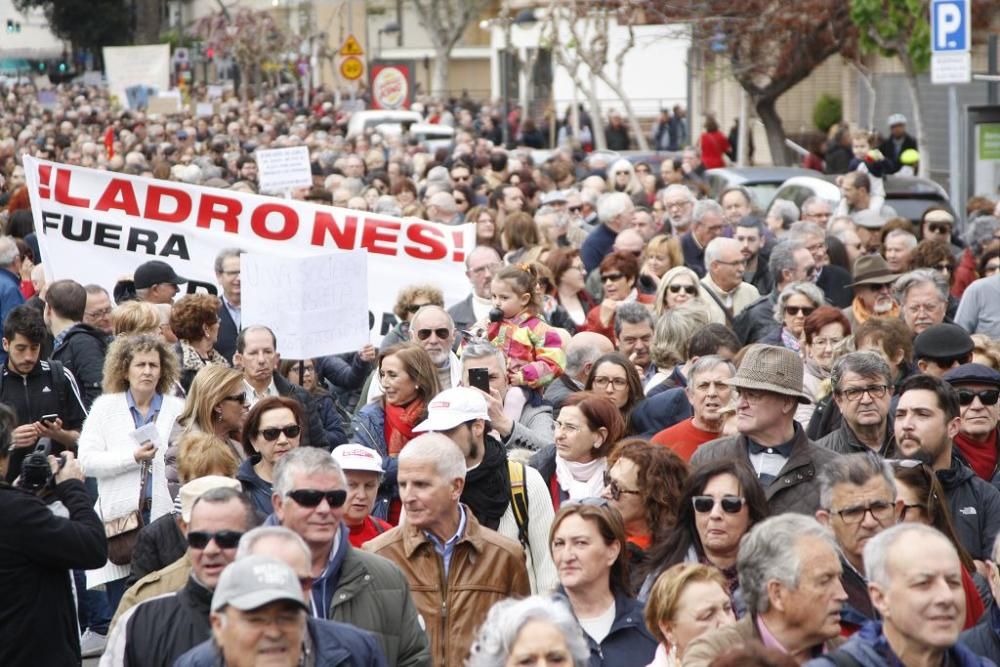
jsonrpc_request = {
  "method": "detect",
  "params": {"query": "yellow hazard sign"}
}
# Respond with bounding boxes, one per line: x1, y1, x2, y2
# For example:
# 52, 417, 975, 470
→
340, 35, 364, 56
340, 56, 364, 80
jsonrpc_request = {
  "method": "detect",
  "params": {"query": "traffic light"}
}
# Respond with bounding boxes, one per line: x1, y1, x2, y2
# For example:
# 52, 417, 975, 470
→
58, 61, 67, 73
36, 61, 46, 72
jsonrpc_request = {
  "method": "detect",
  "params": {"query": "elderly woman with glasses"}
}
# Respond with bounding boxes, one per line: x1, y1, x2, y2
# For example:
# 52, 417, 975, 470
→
601, 439, 688, 593
637, 459, 769, 616
237, 396, 305, 515
891, 459, 985, 629
78, 334, 185, 612
758, 281, 826, 352
549, 500, 658, 666
798, 306, 852, 426
584, 251, 649, 345
911, 239, 961, 320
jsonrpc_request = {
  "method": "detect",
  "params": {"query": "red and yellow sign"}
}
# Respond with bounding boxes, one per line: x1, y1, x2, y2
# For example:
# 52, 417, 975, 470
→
340, 56, 363, 80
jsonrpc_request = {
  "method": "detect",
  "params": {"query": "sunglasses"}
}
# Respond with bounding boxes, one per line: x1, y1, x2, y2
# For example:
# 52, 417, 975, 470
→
928, 224, 951, 235
416, 327, 451, 341
603, 472, 640, 501
784, 305, 816, 317
222, 392, 246, 404
187, 530, 244, 550
568, 205, 583, 213
668, 284, 697, 295
601, 273, 625, 283
957, 389, 1000, 406
287, 488, 348, 508
934, 263, 954, 272
259, 425, 302, 441
692, 495, 745, 514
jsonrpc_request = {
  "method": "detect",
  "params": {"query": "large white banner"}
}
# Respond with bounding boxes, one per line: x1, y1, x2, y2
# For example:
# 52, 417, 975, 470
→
23, 157, 475, 346
103, 44, 171, 110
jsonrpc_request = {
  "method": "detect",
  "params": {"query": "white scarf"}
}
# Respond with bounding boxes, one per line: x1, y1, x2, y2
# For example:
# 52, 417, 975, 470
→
554, 455, 607, 500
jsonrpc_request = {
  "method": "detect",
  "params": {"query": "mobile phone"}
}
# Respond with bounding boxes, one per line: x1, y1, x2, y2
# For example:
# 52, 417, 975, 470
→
40, 413, 58, 425
468, 368, 491, 394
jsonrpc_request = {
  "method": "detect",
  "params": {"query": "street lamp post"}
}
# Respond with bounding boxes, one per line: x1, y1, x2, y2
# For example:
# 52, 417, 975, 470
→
377, 21, 400, 61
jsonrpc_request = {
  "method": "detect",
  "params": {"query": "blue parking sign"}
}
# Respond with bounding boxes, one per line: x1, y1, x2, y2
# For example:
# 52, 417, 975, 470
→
931, 0, 970, 53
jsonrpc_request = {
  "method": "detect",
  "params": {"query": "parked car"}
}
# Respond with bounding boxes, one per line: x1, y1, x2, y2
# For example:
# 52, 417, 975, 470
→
346, 110, 423, 138
705, 167, 816, 211
771, 174, 954, 224
373, 122, 454, 153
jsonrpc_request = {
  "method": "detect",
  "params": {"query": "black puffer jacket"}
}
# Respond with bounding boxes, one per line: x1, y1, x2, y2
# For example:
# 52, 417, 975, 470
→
938, 455, 1000, 561
51, 322, 109, 410
113, 575, 213, 667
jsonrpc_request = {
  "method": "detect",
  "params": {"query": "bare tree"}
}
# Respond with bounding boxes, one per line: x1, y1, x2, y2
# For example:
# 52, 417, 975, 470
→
542, 0, 649, 151
411, 0, 492, 99
647, 0, 857, 165
193, 8, 291, 101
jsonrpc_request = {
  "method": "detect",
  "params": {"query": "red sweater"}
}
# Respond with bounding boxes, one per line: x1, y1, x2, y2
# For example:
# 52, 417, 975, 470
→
347, 515, 393, 549
652, 417, 722, 462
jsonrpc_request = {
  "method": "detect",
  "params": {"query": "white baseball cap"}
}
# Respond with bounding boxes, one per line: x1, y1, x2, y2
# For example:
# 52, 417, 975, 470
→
887, 113, 907, 127
413, 387, 489, 433
179, 475, 242, 523
331, 444, 383, 474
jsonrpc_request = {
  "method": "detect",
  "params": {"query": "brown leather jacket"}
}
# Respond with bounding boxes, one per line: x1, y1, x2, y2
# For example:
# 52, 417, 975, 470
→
364, 505, 531, 667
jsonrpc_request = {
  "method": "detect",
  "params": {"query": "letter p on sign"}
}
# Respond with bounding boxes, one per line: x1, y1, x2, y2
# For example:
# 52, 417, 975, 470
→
931, 0, 969, 53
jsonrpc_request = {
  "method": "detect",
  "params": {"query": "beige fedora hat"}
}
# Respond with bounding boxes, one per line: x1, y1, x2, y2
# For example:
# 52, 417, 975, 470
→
724, 344, 812, 404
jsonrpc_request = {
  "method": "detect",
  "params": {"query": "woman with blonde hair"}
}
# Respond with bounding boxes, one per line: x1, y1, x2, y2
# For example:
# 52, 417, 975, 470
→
112, 301, 161, 337
78, 334, 185, 610
165, 365, 248, 495
654, 267, 709, 317
642, 235, 684, 284
608, 158, 643, 197
644, 563, 737, 666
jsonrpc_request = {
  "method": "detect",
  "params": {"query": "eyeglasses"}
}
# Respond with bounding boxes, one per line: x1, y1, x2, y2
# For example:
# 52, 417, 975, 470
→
957, 389, 1000, 406
927, 224, 951, 235
615, 170, 630, 176
927, 355, 969, 368
287, 488, 348, 508
259, 425, 302, 441
784, 305, 816, 317
904, 302, 943, 315
222, 392, 246, 404
603, 472, 641, 501
568, 205, 583, 213
416, 327, 451, 341
601, 273, 625, 283
592, 376, 628, 390
187, 530, 244, 550
668, 284, 697, 295
837, 384, 889, 401
85, 307, 113, 319
934, 263, 954, 273
828, 500, 895, 525
692, 495, 745, 514
737, 388, 769, 403
715, 259, 747, 267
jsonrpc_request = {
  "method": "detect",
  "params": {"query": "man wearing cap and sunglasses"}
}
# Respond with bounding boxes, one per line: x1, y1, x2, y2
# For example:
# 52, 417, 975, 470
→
102, 487, 258, 667
690, 344, 840, 515
134, 259, 187, 305
944, 363, 1000, 490
270, 447, 430, 666
413, 386, 557, 593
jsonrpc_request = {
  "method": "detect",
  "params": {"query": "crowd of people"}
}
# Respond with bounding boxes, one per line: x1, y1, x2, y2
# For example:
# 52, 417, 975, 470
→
4, 77, 1000, 667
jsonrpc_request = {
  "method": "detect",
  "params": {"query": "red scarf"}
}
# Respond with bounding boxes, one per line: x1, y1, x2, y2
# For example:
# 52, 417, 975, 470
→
383, 399, 425, 457
955, 430, 998, 482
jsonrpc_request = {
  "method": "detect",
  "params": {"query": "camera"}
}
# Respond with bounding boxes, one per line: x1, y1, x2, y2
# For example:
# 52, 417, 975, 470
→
19, 441, 64, 492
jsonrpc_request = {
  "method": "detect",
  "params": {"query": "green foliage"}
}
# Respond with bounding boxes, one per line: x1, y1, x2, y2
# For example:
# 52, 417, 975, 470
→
14, 0, 130, 50
850, 0, 931, 71
813, 94, 843, 133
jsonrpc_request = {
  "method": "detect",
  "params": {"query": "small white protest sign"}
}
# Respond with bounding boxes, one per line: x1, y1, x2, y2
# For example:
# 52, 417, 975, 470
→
255, 146, 312, 194
241, 250, 369, 359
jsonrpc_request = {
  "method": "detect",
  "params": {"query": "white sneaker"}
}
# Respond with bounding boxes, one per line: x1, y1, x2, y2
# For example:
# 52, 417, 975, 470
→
80, 629, 107, 658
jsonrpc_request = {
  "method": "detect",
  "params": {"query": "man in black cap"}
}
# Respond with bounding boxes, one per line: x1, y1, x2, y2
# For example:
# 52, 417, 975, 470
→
842, 254, 899, 331
944, 363, 1000, 490
913, 323, 974, 378
135, 260, 187, 305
